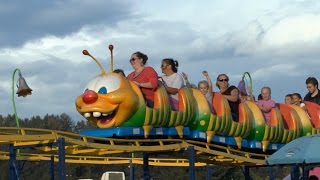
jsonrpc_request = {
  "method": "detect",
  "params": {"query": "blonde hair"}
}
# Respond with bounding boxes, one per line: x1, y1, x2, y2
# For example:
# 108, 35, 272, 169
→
198, 80, 209, 88
261, 86, 271, 94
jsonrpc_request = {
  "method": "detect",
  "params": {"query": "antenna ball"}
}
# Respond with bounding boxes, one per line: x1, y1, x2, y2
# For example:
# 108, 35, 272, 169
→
108, 44, 114, 50
82, 50, 89, 55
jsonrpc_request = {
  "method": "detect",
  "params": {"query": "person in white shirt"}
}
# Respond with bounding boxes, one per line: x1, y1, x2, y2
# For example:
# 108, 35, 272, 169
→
160, 58, 184, 111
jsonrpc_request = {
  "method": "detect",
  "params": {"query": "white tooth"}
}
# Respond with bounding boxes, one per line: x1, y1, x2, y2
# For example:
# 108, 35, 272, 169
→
93, 112, 101, 117
102, 113, 108, 116
84, 113, 91, 118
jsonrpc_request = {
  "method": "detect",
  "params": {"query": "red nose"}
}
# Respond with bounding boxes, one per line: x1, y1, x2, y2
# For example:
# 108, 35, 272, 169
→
82, 90, 98, 104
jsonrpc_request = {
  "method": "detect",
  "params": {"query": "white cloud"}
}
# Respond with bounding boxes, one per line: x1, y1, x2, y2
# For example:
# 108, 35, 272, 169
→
252, 64, 299, 80
264, 14, 320, 46
1, 0, 320, 119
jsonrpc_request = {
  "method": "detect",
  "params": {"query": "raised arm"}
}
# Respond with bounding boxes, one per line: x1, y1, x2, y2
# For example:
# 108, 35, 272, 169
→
181, 72, 192, 88
202, 70, 213, 93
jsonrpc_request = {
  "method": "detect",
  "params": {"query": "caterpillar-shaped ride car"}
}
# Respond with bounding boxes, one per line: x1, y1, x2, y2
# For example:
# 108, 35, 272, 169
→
75, 47, 320, 152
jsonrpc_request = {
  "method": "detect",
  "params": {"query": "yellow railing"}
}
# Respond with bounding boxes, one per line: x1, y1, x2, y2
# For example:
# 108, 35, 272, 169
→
0, 127, 268, 166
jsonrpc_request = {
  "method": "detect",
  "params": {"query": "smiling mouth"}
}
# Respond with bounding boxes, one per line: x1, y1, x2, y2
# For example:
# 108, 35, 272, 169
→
83, 110, 117, 125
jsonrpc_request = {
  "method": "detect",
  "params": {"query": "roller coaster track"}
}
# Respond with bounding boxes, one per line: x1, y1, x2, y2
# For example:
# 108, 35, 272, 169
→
0, 127, 268, 166
0, 151, 207, 167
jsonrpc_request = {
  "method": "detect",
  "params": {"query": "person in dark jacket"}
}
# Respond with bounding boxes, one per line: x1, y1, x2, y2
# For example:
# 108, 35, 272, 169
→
304, 77, 320, 105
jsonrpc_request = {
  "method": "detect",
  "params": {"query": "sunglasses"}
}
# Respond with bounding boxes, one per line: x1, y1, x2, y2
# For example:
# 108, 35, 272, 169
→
218, 79, 229, 82
129, 57, 138, 62
161, 64, 167, 68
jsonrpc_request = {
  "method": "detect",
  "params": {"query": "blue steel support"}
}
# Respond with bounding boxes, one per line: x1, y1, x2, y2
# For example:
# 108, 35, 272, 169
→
129, 159, 134, 180
58, 138, 66, 180
8, 144, 18, 180
188, 146, 195, 180
244, 166, 251, 180
50, 155, 55, 180
305, 166, 310, 180
17, 160, 26, 178
143, 152, 150, 180
205, 164, 213, 180
301, 164, 308, 180
291, 164, 300, 180
269, 166, 274, 180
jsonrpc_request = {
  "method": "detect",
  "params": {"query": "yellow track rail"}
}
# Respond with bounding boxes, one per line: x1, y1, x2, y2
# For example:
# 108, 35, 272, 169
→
0, 127, 268, 166
0, 151, 206, 167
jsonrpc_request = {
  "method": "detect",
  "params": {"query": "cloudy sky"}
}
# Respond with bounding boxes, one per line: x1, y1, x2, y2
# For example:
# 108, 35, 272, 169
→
1, 0, 320, 121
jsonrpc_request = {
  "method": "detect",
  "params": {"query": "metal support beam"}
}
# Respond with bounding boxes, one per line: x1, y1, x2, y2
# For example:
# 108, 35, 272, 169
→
291, 164, 300, 180
58, 138, 66, 180
17, 161, 26, 178
244, 166, 251, 180
188, 146, 195, 180
50, 155, 55, 180
8, 144, 18, 180
301, 164, 309, 180
206, 164, 213, 180
143, 152, 150, 180
269, 166, 274, 180
129, 159, 134, 180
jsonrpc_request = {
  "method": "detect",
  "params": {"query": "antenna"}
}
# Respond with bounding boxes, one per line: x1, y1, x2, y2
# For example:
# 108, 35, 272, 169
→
82, 50, 106, 74
108, 44, 114, 71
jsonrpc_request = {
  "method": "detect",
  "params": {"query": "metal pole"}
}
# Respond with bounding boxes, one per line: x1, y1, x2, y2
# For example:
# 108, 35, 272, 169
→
296, 166, 300, 180
9, 144, 17, 180
305, 166, 310, 180
188, 146, 195, 180
129, 159, 134, 180
58, 138, 66, 180
143, 152, 150, 180
12, 68, 21, 128
244, 166, 250, 180
269, 166, 274, 180
291, 164, 300, 180
17, 160, 26, 178
50, 155, 55, 180
302, 164, 308, 180
206, 164, 213, 180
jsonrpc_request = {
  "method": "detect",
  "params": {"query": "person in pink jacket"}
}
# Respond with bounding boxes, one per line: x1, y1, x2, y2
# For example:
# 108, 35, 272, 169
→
256, 86, 275, 125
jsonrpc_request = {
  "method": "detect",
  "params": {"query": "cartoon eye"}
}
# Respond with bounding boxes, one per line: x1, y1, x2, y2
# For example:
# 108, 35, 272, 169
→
98, 87, 107, 94
84, 74, 121, 94
84, 76, 100, 92
94, 74, 121, 94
